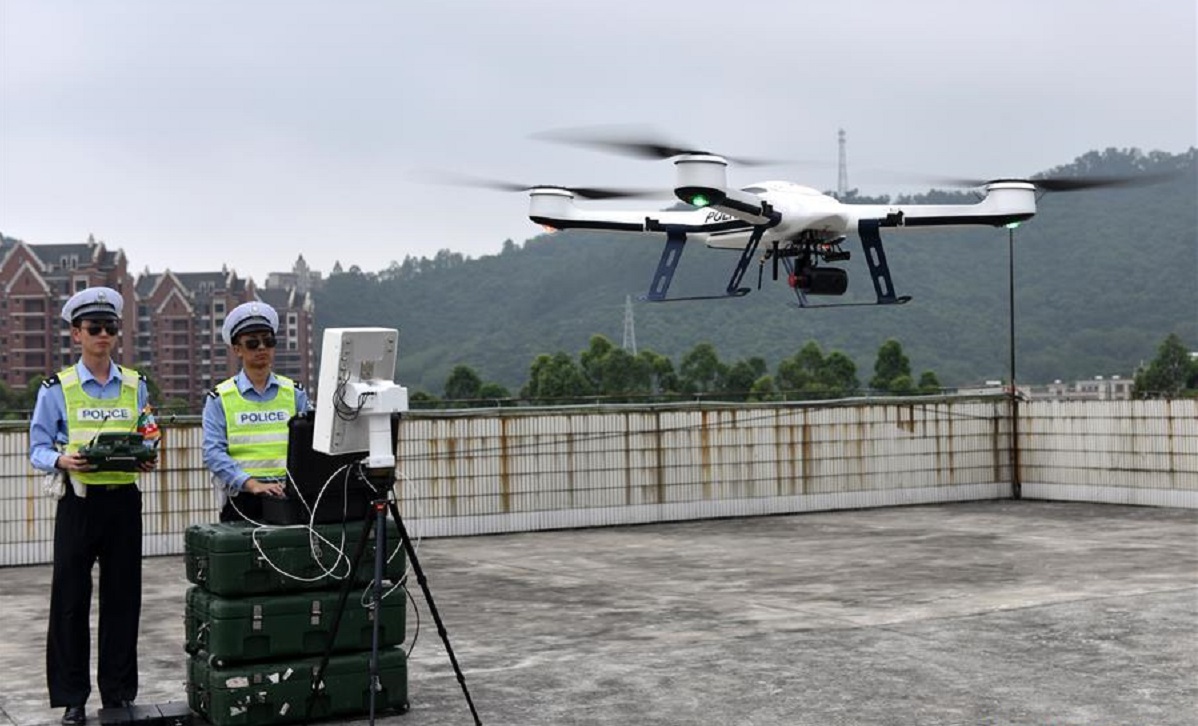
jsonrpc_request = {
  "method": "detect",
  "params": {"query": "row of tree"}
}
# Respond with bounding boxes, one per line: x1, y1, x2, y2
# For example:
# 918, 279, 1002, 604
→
417, 336, 942, 407
1, 333, 1192, 419
420, 331, 1197, 408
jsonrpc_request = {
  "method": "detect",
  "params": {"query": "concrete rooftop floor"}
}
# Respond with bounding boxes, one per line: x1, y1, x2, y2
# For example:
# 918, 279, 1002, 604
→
0, 500, 1195, 726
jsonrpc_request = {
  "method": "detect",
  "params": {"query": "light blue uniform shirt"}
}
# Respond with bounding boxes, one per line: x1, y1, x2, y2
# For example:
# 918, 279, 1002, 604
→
28, 361, 151, 472
201, 370, 310, 494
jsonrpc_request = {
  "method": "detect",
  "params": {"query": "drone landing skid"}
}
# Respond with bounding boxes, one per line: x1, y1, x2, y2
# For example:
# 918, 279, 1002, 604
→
790, 296, 913, 310
642, 226, 767, 303
639, 289, 752, 302
857, 219, 905, 305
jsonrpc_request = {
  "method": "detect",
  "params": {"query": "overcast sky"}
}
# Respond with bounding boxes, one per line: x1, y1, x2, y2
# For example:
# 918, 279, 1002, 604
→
2, 0, 1194, 283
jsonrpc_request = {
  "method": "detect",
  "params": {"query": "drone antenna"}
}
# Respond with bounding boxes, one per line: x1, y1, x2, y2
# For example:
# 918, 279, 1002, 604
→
86, 411, 114, 450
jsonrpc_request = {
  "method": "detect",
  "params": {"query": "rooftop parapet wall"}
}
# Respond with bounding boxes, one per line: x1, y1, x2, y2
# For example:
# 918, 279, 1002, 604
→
1, 399, 1193, 566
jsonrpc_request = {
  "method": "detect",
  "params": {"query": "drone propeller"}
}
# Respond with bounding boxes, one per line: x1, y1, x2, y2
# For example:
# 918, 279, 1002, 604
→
422, 170, 658, 200
929, 170, 1180, 193
531, 124, 803, 167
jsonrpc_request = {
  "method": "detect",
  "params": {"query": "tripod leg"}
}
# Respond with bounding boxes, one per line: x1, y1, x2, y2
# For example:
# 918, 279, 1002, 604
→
304, 513, 375, 722
387, 500, 484, 726
369, 499, 386, 726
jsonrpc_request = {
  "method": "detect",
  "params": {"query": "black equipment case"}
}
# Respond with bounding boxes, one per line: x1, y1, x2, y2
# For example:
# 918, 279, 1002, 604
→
185, 586, 406, 665
187, 649, 408, 726
184, 520, 405, 597
259, 412, 401, 526
97, 702, 192, 726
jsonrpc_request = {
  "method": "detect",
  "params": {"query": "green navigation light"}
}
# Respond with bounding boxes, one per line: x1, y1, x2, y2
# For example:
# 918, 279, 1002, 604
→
690, 194, 710, 207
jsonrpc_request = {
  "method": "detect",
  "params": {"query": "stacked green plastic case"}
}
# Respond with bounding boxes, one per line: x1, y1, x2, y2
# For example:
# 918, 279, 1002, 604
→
184, 520, 410, 725
187, 649, 408, 726
185, 587, 406, 666
184, 521, 405, 596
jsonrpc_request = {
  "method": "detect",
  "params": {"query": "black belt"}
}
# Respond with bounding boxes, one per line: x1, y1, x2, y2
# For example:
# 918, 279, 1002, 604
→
64, 474, 136, 494
84, 484, 136, 493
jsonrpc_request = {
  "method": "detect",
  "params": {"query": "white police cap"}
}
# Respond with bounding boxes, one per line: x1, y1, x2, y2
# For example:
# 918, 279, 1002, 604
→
61, 286, 123, 323
222, 301, 279, 345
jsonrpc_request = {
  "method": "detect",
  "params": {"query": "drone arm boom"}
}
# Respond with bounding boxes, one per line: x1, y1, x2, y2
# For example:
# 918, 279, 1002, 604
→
528, 189, 752, 236
842, 181, 1037, 229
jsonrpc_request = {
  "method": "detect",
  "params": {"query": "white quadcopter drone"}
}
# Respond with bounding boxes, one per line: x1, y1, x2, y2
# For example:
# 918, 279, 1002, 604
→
441, 127, 1165, 308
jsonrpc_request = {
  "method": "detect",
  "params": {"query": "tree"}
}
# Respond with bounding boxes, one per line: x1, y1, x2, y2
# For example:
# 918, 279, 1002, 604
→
637, 350, 680, 398
679, 342, 725, 394
917, 371, 942, 395
522, 352, 593, 404
1133, 333, 1193, 398
870, 339, 911, 392
477, 382, 513, 404
409, 390, 441, 409
777, 341, 824, 397
444, 365, 483, 402
887, 374, 916, 396
748, 375, 779, 402
579, 335, 617, 389
577, 335, 654, 401
719, 357, 767, 401
818, 352, 860, 397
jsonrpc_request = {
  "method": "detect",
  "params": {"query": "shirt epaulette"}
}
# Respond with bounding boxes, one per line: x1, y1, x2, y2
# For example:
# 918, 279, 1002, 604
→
294, 382, 305, 391
206, 388, 219, 400
42, 375, 61, 388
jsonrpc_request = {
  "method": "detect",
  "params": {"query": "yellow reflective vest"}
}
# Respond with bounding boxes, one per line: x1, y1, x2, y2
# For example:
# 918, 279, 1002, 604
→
217, 375, 296, 480
61, 365, 141, 486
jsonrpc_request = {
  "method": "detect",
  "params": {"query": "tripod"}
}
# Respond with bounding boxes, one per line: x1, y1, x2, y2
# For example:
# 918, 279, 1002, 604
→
306, 468, 482, 725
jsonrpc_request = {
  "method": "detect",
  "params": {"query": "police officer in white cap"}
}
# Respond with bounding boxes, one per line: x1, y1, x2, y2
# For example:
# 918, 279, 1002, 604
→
28, 286, 156, 725
202, 300, 310, 522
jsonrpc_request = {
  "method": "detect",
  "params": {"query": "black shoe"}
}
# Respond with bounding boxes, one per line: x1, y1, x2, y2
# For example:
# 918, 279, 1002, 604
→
61, 706, 86, 725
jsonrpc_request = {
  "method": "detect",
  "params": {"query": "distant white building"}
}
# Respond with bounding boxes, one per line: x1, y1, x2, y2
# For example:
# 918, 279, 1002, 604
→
1035, 376, 1133, 401
955, 376, 1133, 401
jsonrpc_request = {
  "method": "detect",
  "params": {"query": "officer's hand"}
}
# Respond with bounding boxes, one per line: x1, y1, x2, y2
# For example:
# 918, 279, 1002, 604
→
56, 452, 96, 472
245, 478, 286, 498
137, 456, 158, 473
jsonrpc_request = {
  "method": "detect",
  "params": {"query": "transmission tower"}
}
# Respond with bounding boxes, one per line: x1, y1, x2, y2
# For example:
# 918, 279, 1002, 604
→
837, 128, 848, 199
622, 294, 637, 355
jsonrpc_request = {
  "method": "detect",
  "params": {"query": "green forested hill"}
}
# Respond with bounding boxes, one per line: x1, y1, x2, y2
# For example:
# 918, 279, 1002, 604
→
315, 148, 1197, 395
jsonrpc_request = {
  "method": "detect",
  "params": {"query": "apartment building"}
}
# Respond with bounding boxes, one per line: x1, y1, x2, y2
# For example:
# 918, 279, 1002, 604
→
0, 235, 137, 389
0, 235, 316, 412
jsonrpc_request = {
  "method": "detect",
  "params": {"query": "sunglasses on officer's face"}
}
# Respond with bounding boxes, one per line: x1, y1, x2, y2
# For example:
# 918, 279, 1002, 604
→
80, 321, 120, 336
238, 335, 278, 350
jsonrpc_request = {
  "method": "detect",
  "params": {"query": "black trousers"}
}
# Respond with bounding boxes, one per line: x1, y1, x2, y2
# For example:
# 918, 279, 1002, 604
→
47, 483, 142, 708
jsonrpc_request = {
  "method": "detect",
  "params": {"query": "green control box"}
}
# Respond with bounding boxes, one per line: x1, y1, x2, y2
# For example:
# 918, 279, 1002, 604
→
184, 521, 405, 597
187, 649, 408, 726
185, 586, 406, 665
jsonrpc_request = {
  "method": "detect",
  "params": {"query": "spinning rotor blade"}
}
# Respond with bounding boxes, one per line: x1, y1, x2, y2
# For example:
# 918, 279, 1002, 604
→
532, 125, 798, 167
926, 171, 1180, 192
1029, 171, 1181, 192
422, 170, 657, 200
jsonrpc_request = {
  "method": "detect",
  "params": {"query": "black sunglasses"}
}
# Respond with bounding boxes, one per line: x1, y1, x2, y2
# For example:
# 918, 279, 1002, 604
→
81, 321, 120, 336
239, 335, 278, 350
